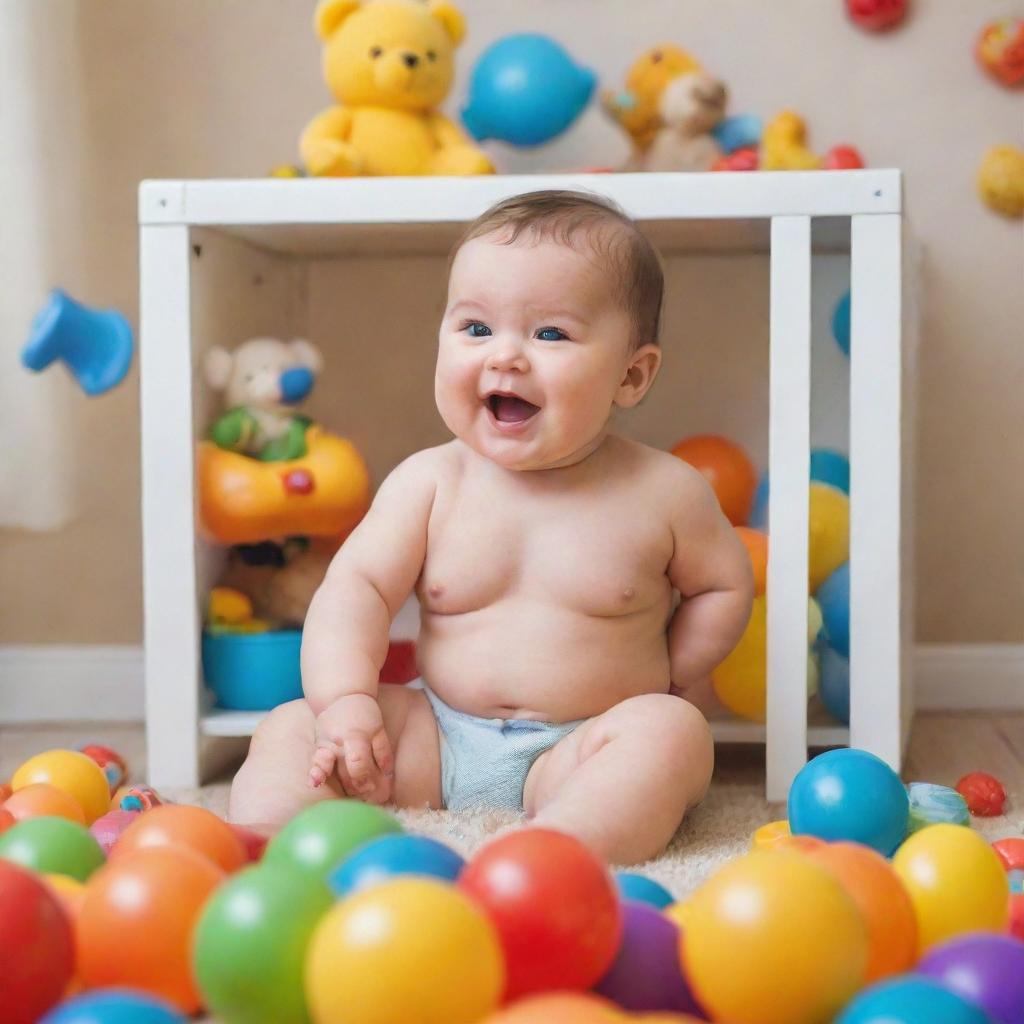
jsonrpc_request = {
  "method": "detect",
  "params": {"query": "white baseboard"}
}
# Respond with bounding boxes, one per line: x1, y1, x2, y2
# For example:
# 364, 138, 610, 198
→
0, 643, 1021, 725
914, 644, 1024, 711
0, 646, 144, 723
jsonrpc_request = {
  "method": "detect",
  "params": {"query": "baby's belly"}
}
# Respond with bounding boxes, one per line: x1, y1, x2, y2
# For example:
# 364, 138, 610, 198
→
416, 598, 672, 722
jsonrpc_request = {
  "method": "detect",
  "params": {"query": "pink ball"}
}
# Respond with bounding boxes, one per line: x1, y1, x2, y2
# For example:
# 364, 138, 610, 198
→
89, 808, 140, 855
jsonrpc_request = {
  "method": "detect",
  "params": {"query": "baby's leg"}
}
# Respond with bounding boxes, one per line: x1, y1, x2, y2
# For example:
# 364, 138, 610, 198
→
228, 684, 441, 832
522, 694, 713, 865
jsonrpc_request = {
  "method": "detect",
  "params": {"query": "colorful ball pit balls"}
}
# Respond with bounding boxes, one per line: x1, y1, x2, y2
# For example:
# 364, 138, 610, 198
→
917, 933, 1024, 1024
0, 859, 75, 1024
458, 828, 622, 1000
808, 483, 850, 592
193, 862, 333, 1024
670, 435, 757, 527
845, 0, 909, 33
111, 803, 247, 873
12, 749, 111, 824
0, 805, 15, 834
788, 748, 909, 856
3, 782, 87, 824
811, 448, 851, 494
955, 771, 1007, 816
994, 837, 1024, 871
817, 561, 850, 656
615, 871, 675, 909
836, 975, 993, 1024
819, 642, 851, 725
328, 832, 465, 898
806, 841, 918, 982
77, 845, 225, 1013
892, 823, 1010, 954
734, 527, 768, 595
264, 799, 403, 883
481, 993, 623, 1023
306, 877, 504, 1024
39, 990, 186, 1024
593, 900, 705, 1015
832, 290, 852, 356
906, 782, 970, 834
1010, 893, 1024, 941
0, 816, 106, 882
89, 809, 140, 856
681, 849, 868, 1024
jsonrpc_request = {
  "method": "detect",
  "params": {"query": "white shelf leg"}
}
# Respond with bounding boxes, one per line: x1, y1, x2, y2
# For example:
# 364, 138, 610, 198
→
141, 225, 201, 789
849, 214, 903, 772
766, 215, 812, 803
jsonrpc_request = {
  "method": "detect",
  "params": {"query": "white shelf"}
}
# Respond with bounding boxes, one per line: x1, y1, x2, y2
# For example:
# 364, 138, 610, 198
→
139, 171, 900, 258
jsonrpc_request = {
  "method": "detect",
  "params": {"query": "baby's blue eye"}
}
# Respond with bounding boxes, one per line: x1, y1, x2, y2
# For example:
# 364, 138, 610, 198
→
536, 327, 567, 342
465, 322, 492, 338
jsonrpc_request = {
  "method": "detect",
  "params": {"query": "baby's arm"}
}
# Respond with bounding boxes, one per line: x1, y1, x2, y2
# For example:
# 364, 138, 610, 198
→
301, 450, 436, 794
665, 468, 755, 698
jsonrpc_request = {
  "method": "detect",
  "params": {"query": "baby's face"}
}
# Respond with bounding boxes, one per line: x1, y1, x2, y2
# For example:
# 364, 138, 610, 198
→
436, 233, 638, 472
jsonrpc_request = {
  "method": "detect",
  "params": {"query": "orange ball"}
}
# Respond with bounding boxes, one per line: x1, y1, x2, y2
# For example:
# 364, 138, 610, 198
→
77, 845, 224, 1012
671, 435, 757, 526
735, 527, 768, 595
806, 841, 917, 982
0, 807, 15, 835
0, 783, 12, 802
111, 804, 246, 873
4, 783, 86, 824
482, 993, 624, 1022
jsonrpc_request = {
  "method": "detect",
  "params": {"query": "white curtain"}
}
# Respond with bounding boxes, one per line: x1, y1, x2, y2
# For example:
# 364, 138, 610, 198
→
0, 6, 86, 529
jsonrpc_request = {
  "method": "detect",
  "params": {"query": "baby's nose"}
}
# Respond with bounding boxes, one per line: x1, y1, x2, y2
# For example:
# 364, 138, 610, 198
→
486, 345, 529, 372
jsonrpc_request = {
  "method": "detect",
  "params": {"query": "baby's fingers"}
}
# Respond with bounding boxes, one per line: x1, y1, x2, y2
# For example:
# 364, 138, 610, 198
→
308, 744, 336, 789
371, 729, 395, 779
342, 733, 379, 796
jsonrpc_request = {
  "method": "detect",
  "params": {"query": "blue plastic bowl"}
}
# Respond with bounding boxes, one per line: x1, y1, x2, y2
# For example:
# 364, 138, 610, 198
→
202, 629, 303, 710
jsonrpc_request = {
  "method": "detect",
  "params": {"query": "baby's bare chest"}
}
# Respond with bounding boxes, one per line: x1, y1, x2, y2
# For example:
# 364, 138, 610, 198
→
418, 481, 674, 618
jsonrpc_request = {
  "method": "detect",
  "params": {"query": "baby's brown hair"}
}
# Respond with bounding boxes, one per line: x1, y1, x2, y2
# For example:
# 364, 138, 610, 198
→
451, 189, 664, 351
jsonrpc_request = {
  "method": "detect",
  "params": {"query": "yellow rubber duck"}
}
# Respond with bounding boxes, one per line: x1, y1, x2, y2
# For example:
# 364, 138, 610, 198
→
978, 145, 1024, 217
762, 111, 822, 171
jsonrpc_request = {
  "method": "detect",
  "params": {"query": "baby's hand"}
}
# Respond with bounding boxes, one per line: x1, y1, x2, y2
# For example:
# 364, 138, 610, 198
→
308, 693, 394, 803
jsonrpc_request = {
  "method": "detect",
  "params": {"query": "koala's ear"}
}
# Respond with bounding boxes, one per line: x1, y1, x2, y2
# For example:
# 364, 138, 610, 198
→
428, 1, 465, 44
315, 0, 360, 40
290, 338, 323, 374
204, 347, 234, 390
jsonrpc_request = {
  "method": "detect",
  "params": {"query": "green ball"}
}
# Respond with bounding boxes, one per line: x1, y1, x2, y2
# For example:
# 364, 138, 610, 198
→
0, 815, 106, 882
193, 862, 333, 1024
264, 801, 403, 881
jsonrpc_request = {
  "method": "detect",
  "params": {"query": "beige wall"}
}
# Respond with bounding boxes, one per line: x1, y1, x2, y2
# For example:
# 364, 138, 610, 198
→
1, 0, 1021, 645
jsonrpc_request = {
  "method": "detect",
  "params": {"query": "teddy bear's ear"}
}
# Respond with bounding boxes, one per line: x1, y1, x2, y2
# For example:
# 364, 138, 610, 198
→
289, 338, 324, 374
204, 347, 234, 390
314, 0, 361, 41
428, 1, 465, 44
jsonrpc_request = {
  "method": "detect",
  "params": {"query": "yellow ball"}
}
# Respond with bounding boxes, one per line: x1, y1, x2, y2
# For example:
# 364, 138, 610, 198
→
809, 483, 850, 592
712, 597, 820, 721
12, 750, 110, 825
305, 878, 504, 1024
751, 820, 791, 850
664, 899, 693, 932
892, 823, 1009, 954
682, 850, 867, 1024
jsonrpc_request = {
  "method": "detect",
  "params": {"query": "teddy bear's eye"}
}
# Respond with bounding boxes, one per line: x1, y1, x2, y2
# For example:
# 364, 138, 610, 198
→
426, 49, 437, 62
369, 46, 383, 58
651, 51, 663, 63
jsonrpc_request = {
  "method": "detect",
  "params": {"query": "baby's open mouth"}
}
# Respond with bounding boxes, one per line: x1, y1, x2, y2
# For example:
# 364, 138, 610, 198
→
486, 391, 540, 424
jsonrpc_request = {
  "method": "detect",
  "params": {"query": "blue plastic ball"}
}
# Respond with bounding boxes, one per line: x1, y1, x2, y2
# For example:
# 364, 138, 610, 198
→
818, 562, 850, 658
712, 113, 763, 154
819, 642, 850, 725
40, 990, 186, 1024
327, 833, 465, 897
788, 748, 909, 856
615, 871, 674, 909
906, 782, 970, 834
836, 976, 992, 1024
750, 472, 769, 529
832, 291, 851, 357
810, 449, 850, 494
462, 34, 596, 146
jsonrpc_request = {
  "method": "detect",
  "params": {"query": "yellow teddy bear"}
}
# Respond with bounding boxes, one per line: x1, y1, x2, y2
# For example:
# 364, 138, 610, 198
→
300, 0, 493, 177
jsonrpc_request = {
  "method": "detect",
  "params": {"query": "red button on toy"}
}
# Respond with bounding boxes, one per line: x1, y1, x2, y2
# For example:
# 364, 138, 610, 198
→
282, 469, 315, 495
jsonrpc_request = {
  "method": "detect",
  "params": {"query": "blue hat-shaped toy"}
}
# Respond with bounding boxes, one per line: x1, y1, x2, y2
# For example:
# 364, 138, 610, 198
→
462, 34, 596, 147
22, 289, 134, 396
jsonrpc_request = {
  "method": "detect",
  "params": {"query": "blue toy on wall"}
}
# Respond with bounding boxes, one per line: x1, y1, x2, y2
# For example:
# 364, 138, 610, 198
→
21, 289, 134, 397
462, 34, 596, 147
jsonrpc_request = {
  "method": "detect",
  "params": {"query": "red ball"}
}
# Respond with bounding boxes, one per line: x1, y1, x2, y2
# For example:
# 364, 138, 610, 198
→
1010, 893, 1024, 941
459, 829, 622, 1001
994, 837, 1024, 872
0, 859, 75, 1024
845, 0, 908, 32
956, 772, 1006, 816
824, 146, 866, 170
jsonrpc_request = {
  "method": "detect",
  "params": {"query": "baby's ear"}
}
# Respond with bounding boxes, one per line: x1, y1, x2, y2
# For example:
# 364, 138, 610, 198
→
428, 1, 465, 44
204, 347, 234, 390
314, 0, 360, 40
289, 338, 323, 374
616, 343, 662, 408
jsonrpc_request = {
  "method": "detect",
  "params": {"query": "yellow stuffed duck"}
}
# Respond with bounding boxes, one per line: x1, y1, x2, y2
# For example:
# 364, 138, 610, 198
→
300, 0, 493, 177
